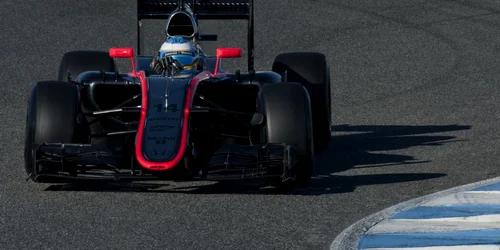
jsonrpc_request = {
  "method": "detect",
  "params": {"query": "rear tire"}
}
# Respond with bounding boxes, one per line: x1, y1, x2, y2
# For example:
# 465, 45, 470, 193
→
257, 83, 314, 187
57, 50, 116, 136
24, 81, 87, 180
272, 52, 331, 152
58, 51, 116, 81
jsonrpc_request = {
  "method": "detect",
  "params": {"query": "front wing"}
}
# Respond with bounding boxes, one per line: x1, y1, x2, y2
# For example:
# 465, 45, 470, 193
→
29, 142, 298, 183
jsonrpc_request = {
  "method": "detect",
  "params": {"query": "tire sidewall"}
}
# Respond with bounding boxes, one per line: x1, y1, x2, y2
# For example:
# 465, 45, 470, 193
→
272, 52, 332, 152
24, 81, 83, 178
257, 83, 314, 186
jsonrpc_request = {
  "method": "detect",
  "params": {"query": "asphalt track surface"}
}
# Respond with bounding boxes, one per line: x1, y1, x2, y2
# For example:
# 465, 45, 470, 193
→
2, 0, 500, 249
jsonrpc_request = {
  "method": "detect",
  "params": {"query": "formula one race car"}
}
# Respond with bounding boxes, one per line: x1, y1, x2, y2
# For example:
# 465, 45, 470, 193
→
24, 0, 331, 188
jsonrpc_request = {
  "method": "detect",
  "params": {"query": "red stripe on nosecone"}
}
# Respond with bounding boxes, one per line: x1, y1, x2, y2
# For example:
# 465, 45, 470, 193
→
134, 71, 209, 170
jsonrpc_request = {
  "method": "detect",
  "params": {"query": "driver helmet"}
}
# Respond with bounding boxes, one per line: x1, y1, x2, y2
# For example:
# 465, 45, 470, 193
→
158, 37, 203, 75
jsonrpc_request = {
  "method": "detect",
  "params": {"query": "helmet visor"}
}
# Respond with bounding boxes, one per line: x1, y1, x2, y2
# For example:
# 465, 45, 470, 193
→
171, 54, 198, 70
159, 51, 198, 71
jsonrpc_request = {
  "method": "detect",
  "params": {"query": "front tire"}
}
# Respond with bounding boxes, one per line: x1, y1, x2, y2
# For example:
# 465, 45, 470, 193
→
24, 81, 87, 180
257, 83, 314, 187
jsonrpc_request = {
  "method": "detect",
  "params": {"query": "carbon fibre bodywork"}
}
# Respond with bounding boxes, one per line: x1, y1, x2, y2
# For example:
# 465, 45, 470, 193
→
28, 61, 291, 183
25, 0, 317, 185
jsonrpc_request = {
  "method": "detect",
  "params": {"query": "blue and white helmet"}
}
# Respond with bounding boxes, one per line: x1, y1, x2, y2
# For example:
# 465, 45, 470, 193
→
158, 37, 202, 75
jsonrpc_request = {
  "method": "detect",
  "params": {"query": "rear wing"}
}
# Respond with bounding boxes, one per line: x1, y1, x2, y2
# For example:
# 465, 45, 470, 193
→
137, 0, 255, 71
138, 0, 250, 20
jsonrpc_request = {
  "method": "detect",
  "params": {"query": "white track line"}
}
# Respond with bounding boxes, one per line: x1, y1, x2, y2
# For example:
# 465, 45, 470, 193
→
390, 214, 500, 222
422, 191, 500, 206
364, 246, 500, 250
467, 191, 500, 194
367, 219, 500, 234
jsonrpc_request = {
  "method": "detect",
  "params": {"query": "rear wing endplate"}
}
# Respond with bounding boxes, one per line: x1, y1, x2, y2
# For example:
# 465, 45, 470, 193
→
137, 0, 255, 71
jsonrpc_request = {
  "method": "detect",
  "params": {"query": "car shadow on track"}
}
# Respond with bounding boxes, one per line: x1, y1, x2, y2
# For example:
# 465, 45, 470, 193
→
318, 124, 471, 173
44, 124, 471, 195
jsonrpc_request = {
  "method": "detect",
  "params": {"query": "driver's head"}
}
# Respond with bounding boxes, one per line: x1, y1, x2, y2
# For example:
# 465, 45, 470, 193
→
157, 37, 202, 75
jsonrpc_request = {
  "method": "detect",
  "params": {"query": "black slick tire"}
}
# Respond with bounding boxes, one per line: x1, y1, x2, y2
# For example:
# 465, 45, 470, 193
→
57, 51, 116, 81
257, 83, 314, 187
57, 50, 116, 136
24, 81, 87, 181
272, 52, 331, 152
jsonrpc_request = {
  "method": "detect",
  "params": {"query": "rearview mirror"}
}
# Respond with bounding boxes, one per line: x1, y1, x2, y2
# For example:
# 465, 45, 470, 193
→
216, 48, 243, 58
109, 47, 134, 58
213, 48, 243, 75
109, 47, 136, 75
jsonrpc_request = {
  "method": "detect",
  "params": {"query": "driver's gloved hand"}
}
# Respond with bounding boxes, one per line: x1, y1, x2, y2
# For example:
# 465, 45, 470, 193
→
151, 59, 165, 74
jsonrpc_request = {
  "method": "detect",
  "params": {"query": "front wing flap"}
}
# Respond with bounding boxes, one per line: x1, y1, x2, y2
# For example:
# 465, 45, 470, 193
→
205, 143, 297, 182
30, 143, 133, 182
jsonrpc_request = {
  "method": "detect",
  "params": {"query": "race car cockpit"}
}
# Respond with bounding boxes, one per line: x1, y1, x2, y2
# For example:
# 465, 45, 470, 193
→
150, 37, 207, 77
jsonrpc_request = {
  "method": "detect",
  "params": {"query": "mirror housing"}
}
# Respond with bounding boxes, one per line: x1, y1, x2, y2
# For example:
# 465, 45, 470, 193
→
109, 48, 134, 58
213, 48, 243, 75
109, 48, 136, 75
216, 48, 243, 58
